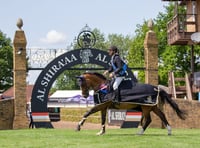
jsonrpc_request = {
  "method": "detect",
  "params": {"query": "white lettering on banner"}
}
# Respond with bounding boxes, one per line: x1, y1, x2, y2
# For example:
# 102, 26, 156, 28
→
111, 111, 126, 120
36, 54, 78, 102
34, 50, 113, 104
48, 69, 55, 76
95, 53, 108, 63
36, 88, 46, 102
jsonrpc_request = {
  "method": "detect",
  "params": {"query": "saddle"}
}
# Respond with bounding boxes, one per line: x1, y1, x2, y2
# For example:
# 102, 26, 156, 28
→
96, 79, 158, 105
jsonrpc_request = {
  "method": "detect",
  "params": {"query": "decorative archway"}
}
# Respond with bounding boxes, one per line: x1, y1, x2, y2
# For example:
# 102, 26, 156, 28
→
31, 48, 134, 128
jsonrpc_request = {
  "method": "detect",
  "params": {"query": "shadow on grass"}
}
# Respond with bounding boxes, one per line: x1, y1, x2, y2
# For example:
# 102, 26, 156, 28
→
105, 133, 168, 137
106, 132, 200, 137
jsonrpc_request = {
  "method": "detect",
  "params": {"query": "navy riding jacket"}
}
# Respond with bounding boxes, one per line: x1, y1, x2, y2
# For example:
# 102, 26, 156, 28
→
108, 53, 127, 77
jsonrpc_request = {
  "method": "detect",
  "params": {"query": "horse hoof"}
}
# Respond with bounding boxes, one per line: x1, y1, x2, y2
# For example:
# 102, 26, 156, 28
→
137, 129, 144, 135
166, 125, 172, 136
96, 131, 105, 136
137, 132, 143, 136
75, 125, 81, 131
168, 132, 172, 136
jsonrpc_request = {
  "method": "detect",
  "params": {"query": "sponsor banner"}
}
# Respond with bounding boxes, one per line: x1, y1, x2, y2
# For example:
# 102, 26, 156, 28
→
108, 109, 142, 125
125, 112, 142, 121
32, 112, 50, 122
108, 109, 127, 125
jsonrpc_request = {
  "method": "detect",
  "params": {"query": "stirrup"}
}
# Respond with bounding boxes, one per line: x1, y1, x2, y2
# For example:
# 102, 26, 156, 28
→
112, 100, 120, 105
112, 98, 120, 104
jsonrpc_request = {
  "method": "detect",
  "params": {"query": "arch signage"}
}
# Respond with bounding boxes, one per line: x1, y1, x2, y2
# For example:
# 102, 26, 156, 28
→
31, 48, 134, 128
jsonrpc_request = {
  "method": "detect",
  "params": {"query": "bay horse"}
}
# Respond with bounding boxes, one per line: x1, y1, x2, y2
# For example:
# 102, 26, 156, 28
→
76, 72, 186, 135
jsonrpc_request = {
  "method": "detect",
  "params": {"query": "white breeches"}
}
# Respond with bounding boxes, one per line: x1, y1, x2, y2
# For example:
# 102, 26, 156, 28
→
113, 77, 124, 90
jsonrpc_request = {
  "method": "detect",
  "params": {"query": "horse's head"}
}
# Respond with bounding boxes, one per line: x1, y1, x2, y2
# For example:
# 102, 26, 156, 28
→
76, 72, 107, 98
76, 75, 89, 98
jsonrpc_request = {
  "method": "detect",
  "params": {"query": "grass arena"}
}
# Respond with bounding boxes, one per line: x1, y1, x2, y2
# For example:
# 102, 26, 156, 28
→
0, 127, 200, 148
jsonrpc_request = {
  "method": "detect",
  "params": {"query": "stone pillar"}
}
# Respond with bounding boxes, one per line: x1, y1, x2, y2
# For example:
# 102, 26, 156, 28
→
144, 19, 158, 86
144, 19, 164, 128
12, 18, 28, 129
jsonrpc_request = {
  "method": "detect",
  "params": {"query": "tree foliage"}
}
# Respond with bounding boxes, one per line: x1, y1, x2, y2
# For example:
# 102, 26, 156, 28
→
52, 29, 133, 91
3, 3, 197, 92
106, 34, 132, 62
3, 2, 200, 92
155, 3, 198, 85
51, 69, 81, 92
0, 31, 13, 91
127, 22, 149, 82
127, 3, 200, 85
52, 28, 107, 91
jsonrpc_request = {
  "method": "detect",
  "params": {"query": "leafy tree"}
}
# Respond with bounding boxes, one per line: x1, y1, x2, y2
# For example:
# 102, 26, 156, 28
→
0, 31, 13, 91
127, 22, 149, 82
53, 2, 200, 90
52, 28, 107, 91
154, 3, 196, 85
52, 29, 133, 90
106, 34, 133, 62
51, 69, 81, 91
127, 3, 197, 85
92, 28, 107, 50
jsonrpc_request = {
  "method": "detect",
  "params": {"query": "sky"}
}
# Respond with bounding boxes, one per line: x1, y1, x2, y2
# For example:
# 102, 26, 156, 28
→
0, 0, 169, 84
0, 0, 168, 49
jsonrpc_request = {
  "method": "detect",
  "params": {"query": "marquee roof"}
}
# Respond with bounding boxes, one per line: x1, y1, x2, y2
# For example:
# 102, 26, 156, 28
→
49, 90, 94, 98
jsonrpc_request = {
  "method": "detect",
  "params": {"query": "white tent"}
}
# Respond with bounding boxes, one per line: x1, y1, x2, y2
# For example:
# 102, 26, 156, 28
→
50, 90, 94, 98
48, 90, 94, 108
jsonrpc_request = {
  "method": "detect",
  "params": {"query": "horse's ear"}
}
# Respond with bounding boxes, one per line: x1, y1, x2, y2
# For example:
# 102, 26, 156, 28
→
76, 75, 85, 83
75, 76, 80, 79
75, 76, 84, 80
76, 75, 84, 86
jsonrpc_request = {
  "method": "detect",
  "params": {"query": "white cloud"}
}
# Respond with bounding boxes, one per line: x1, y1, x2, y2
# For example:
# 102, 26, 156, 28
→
40, 30, 67, 44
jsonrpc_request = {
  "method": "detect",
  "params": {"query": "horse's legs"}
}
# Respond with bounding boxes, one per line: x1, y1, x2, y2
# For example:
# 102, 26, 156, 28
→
96, 109, 107, 135
152, 107, 171, 135
137, 107, 152, 135
76, 101, 112, 131
139, 114, 144, 127
76, 106, 100, 131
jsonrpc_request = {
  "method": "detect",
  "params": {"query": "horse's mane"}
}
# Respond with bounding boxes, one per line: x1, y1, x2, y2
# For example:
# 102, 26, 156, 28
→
83, 72, 107, 80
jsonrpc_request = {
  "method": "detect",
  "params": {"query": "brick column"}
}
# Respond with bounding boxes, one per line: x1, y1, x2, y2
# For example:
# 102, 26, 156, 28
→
144, 20, 164, 128
144, 19, 158, 86
13, 18, 28, 129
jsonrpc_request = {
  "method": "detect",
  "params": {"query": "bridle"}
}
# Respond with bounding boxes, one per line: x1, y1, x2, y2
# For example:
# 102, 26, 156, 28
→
77, 75, 90, 98
77, 73, 108, 98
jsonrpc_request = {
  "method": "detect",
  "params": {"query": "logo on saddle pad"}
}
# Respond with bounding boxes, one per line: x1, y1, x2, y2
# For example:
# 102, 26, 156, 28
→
145, 96, 153, 104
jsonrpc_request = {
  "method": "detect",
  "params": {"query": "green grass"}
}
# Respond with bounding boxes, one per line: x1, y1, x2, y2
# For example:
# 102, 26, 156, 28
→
0, 128, 200, 148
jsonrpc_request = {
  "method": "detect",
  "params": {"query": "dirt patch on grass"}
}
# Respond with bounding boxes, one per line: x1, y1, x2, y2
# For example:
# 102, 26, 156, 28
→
52, 121, 120, 130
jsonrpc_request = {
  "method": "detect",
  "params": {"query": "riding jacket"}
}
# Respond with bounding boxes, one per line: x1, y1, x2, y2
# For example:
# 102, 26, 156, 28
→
108, 53, 127, 77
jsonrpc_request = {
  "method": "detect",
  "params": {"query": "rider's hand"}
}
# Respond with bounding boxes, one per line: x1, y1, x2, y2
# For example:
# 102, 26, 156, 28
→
103, 70, 108, 76
109, 72, 114, 78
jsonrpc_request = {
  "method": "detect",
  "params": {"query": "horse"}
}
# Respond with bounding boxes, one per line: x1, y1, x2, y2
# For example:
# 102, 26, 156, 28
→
76, 72, 186, 135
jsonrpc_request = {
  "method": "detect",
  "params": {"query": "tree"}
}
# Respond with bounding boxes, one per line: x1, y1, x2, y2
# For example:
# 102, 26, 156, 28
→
106, 34, 133, 62
52, 28, 107, 91
0, 31, 13, 91
127, 3, 197, 85
154, 3, 195, 85
52, 29, 133, 91
127, 22, 149, 82
51, 69, 81, 91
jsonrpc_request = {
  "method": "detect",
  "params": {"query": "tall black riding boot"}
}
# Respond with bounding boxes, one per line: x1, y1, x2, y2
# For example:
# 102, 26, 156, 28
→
113, 89, 120, 103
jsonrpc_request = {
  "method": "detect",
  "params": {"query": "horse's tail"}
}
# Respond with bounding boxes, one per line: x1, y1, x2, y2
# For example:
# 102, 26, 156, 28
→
159, 89, 187, 120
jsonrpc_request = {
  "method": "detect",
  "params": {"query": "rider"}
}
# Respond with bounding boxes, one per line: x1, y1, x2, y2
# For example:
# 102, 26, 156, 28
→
103, 45, 127, 103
